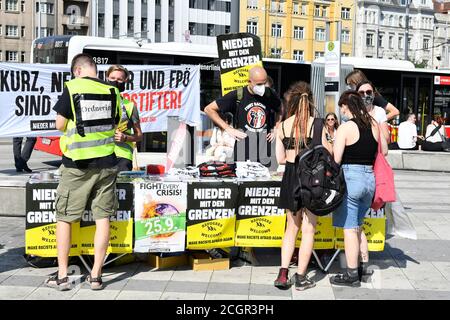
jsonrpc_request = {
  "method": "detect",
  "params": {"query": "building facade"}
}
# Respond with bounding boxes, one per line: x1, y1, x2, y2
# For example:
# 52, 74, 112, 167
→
355, 0, 434, 66
433, 1, 450, 69
239, 0, 354, 62
95, 0, 238, 45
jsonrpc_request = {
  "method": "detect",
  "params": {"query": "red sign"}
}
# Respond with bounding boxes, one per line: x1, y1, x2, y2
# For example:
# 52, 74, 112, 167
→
434, 76, 450, 86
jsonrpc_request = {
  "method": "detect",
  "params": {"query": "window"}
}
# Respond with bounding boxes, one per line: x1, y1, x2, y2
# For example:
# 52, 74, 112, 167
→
6, 0, 18, 11
46, 3, 54, 14
341, 7, 351, 20
7, 51, 18, 62
270, 0, 277, 12
225, 25, 230, 33
142, 18, 147, 32
48, 28, 54, 36
113, 15, 119, 29
247, 0, 258, 9
315, 51, 324, 59
20, 0, 24, 12
21, 26, 25, 38
155, 19, 161, 33
315, 28, 325, 41
226, 1, 231, 12
408, 37, 412, 49
421, 0, 426, 5
127, 17, 134, 30
271, 48, 281, 58
293, 50, 304, 61
366, 33, 374, 47
0, 25, 2, 36
389, 35, 394, 49
169, 21, 174, 34
314, 5, 320, 17
98, 14, 105, 28
271, 23, 282, 38
378, 34, 384, 47
301, 3, 307, 15
188, 22, 196, 35
341, 30, 350, 43
400, 0, 407, 5
21, 51, 25, 63
0, 0, 2, 10
278, 0, 285, 13
293, 26, 304, 40
399, 36, 404, 49
293, 1, 299, 14
208, 0, 215, 10
6, 25, 18, 37
423, 38, 430, 49
207, 24, 215, 36
322, 6, 327, 18
169, 0, 174, 7
247, 21, 258, 35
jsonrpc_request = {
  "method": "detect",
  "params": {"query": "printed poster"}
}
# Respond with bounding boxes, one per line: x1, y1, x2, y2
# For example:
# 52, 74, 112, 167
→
335, 208, 386, 252
134, 181, 187, 253
186, 182, 238, 249
217, 33, 263, 95
79, 183, 134, 255
235, 181, 285, 247
295, 214, 335, 250
25, 183, 80, 257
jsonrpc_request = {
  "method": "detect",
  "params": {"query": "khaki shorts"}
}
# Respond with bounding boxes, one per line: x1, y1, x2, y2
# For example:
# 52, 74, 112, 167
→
55, 165, 118, 223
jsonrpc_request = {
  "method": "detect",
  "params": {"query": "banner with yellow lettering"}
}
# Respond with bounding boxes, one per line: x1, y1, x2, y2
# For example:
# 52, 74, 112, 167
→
25, 183, 80, 257
235, 181, 285, 247
335, 208, 386, 251
186, 182, 238, 249
217, 33, 263, 96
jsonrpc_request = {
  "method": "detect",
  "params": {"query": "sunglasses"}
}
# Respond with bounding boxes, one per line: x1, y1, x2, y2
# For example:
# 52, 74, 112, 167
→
358, 90, 373, 96
326, 118, 336, 122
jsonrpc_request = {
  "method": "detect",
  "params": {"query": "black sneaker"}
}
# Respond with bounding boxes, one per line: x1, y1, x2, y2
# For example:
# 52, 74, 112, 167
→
330, 272, 361, 287
358, 265, 374, 282
292, 273, 316, 291
22, 164, 32, 173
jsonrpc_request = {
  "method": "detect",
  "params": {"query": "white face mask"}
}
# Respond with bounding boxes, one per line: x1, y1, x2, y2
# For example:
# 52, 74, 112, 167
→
252, 84, 266, 97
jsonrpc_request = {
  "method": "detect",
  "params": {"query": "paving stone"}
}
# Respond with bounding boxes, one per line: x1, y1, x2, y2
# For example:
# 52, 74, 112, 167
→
116, 290, 162, 300
1, 275, 47, 288
123, 279, 168, 292
248, 295, 291, 300
332, 287, 379, 300
292, 285, 335, 300
417, 290, 450, 300
207, 282, 250, 295
249, 283, 292, 298
375, 289, 421, 300
131, 265, 174, 281
409, 279, 450, 291
210, 267, 251, 284
170, 267, 213, 283
160, 292, 206, 300
25, 286, 80, 300
431, 261, 450, 281
165, 280, 209, 293
205, 293, 249, 300
71, 289, 120, 300
0, 285, 36, 300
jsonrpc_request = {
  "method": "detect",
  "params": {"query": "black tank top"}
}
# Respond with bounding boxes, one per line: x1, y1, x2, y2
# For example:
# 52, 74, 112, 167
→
342, 119, 378, 165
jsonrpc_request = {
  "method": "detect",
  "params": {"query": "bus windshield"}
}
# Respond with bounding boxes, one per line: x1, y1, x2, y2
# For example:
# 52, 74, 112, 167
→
32, 36, 72, 64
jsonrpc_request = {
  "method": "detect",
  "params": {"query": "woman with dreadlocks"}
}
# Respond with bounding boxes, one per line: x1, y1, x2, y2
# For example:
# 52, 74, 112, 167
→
274, 81, 332, 291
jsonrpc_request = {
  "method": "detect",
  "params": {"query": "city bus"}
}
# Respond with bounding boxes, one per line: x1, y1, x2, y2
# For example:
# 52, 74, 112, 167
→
31, 35, 450, 155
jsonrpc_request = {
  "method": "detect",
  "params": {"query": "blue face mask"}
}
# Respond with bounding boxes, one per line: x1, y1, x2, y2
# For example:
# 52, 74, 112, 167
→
340, 113, 350, 123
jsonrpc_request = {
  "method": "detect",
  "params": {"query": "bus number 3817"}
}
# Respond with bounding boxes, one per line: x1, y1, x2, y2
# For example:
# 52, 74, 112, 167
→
93, 57, 109, 64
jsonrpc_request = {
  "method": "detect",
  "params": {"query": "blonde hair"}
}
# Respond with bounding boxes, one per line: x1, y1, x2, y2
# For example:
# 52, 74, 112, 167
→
106, 64, 130, 81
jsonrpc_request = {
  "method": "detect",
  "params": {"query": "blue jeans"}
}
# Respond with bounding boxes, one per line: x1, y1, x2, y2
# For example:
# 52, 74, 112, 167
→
333, 164, 375, 229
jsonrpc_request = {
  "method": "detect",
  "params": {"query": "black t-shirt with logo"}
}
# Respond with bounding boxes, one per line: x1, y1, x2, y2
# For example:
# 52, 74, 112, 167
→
215, 87, 281, 165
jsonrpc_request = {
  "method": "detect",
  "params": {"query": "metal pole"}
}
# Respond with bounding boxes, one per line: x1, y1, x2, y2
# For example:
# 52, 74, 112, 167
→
38, 0, 41, 38
404, 0, 410, 60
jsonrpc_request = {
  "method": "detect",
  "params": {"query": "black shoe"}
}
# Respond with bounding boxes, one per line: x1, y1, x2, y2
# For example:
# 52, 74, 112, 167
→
330, 272, 361, 287
292, 273, 316, 291
274, 268, 291, 290
358, 264, 374, 282
22, 164, 32, 173
16, 168, 23, 173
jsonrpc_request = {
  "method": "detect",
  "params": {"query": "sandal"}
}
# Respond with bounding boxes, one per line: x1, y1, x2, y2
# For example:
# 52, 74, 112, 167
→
45, 275, 72, 291
86, 274, 103, 290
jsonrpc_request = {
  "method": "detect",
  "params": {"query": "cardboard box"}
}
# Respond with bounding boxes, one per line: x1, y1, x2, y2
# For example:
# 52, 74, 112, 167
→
148, 253, 188, 269
189, 253, 230, 271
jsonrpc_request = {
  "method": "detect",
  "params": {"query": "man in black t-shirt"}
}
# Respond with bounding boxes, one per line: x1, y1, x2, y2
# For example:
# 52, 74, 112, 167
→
204, 66, 281, 167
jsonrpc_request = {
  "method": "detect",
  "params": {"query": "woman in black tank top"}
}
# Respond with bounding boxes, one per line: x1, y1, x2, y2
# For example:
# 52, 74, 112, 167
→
330, 90, 388, 287
274, 81, 330, 291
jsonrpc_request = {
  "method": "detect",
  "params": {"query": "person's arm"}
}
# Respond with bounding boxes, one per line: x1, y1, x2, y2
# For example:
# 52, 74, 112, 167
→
385, 103, 400, 121
115, 105, 143, 143
55, 114, 68, 132
380, 121, 391, 143
333, 125, 347, 164
377, 123, 389, 156
204, 100, 247, 141
275, 125, 286, 165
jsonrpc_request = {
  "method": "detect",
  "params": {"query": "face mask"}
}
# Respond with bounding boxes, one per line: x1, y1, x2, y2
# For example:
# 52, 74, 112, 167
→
340, 112, 350, 123
108, 80, 126, 92
252, 84, 266, 97
362, 94, 374, 107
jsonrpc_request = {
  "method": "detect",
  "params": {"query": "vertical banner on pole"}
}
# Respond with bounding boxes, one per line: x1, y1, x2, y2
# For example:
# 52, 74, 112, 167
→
217, 33, 263, 96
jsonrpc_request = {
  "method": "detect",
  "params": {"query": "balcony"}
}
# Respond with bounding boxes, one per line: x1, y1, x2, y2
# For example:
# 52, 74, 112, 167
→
62, 15, 89, 27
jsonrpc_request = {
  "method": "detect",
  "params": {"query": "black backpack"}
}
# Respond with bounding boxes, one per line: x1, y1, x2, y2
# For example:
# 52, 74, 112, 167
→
293, 119, 346, 216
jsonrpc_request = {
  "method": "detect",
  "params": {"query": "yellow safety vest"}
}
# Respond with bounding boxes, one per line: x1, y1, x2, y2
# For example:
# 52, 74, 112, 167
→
60, 78, 121, 161
114, 98, 135, 161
